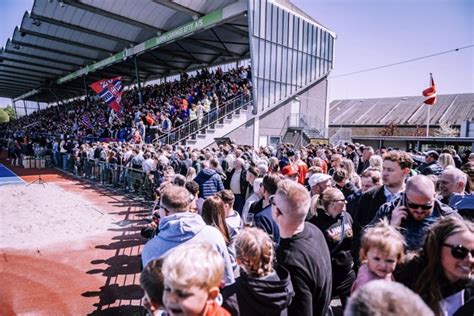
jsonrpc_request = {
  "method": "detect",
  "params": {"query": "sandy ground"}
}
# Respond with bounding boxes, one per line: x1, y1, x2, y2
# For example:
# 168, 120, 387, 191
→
0, 183, 115, 250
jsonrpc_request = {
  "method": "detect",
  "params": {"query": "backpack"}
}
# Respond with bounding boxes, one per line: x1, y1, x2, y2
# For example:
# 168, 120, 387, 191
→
449, 193, 474, 221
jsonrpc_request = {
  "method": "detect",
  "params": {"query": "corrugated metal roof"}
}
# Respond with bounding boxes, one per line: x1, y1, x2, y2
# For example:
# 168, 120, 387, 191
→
0, 0, 248, 102
329, 93, 474, 126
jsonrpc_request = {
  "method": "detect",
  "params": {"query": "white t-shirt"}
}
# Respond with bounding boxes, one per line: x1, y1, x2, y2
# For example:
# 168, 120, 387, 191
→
230, 170, 241, 194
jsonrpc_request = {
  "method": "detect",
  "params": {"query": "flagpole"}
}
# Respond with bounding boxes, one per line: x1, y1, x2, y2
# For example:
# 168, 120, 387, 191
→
426, 104, 430, 137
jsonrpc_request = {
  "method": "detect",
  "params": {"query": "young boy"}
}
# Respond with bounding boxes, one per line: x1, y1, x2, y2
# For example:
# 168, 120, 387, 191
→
140, 258, 165, 315
162, 242, 230, 316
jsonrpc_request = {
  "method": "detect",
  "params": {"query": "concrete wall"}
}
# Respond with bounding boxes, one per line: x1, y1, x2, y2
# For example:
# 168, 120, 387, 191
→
225, 117, 255, 146
258, 79, 328, 145
297, 79, 328, 131
225, 78, 328, 146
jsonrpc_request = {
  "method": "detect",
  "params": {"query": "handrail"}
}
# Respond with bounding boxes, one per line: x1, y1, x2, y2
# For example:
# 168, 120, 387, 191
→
156, 92, 253, 146
279, 116, 289, 139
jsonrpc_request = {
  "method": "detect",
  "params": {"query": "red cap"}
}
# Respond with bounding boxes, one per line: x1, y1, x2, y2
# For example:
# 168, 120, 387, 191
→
281, 165, 299, 176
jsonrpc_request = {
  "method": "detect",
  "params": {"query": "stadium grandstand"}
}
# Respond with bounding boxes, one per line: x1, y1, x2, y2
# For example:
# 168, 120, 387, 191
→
2, 1, 474, 316
0, 0, 336, 148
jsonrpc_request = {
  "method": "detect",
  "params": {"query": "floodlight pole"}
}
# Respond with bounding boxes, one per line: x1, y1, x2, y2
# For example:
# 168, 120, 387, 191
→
134, 56, 144, 105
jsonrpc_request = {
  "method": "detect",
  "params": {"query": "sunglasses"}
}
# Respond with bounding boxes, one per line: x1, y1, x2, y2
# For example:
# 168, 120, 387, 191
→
269, 195, 276, 206
269, 195, 283, 215
406, 197, 434, 210
443, 243, 474, 260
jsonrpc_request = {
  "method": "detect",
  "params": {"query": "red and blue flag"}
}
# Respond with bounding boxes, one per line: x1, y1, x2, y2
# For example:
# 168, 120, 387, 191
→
90, 77, 123, 112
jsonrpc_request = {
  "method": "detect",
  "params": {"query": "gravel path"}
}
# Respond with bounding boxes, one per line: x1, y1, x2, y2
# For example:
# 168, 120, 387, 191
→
0, 183, 114, 249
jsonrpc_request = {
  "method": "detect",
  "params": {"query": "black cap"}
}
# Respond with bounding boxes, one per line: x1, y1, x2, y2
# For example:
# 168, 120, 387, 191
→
426, 150, 439, 159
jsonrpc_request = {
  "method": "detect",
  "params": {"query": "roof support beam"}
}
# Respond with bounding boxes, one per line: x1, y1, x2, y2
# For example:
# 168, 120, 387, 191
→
0, 63, 61, 76
0, 71, 47, 81
192, 37, 249, 46
0, 85, 25, 92
54, 86, 85, 95
11, 40, 96, 62
0, 75, 42, 84
0, 81, 40, 90
0, 56, 72, 72
158, 46, 207, 64
150, 1, 248, 38
151, 0, 201, 16
0, 80, 38, 88
0, 84, 26, 90
0, 69, 54, 80
4, 49, 83, 67
19, 28, 115, 54
211, 29, 233, 56
29, 12, 138, 46
62, 0, 164, 33
144, 52, 185, 71
220, 25, 249, 38
185, 39, 234, 56
115, 60, 159, 76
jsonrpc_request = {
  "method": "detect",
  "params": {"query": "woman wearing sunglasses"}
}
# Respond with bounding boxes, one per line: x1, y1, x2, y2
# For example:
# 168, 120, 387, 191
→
395, 216, 473, 315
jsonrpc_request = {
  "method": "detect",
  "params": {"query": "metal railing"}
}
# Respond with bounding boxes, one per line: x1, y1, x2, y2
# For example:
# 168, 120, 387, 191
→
330, 128, 352, 145
156, 93, 253, 146
0, 130, 102, 143
286, 113, 326, 139
56, 154, 157, 200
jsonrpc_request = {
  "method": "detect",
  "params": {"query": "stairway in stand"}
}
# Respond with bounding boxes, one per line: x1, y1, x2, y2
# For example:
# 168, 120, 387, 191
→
185, 107, 252, 148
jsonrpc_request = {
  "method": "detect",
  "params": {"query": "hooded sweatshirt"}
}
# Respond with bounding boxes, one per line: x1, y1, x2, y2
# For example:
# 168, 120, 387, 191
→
141, 212, 235, 285
194, 168, 225, 198
221, 266, 294, 316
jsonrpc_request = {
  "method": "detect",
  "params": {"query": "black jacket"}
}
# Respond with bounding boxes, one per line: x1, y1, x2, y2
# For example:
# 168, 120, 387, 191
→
222, 266, 294, 316
352, 185, 387, 267
277, 223, 332, 316
395, 255, 474, 316
353, 185, 387, 229
418, 161, 443, 176
308, 211, 355, 297
225, 168, 248, 195
347, 151, 359, 171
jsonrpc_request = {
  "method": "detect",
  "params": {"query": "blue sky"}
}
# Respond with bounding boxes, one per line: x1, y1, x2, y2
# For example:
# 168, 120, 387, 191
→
0, 0, 473, 108
295, 0, 473, 100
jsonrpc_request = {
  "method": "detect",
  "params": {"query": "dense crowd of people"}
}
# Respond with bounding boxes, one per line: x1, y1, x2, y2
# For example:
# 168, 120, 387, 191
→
2, 125, 473, 315
1, 66, 252, 143
1, 64, 473, 315
51, 138, 468, 316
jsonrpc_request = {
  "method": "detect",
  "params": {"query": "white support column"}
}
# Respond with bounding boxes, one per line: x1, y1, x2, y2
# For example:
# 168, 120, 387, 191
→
253, 116, 260, 147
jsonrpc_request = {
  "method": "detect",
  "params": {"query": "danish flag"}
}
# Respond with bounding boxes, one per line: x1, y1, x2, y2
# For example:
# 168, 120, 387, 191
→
422, 73, 437, 105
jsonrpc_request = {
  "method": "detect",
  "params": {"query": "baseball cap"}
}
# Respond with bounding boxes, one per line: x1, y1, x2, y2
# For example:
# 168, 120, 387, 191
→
281, 165, 299, 176
308, 173, 332, 187
425, 150, 439, 159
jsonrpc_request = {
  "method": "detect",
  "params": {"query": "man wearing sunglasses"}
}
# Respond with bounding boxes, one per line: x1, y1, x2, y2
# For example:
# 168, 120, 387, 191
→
368, 175, 459, 251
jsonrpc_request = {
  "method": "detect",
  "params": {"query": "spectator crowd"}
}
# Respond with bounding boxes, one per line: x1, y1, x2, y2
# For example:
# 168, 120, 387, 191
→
1, 66, 252, 144
1, 65, 473, 316
2, 127, 473, 315
132, 141, 473, 316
